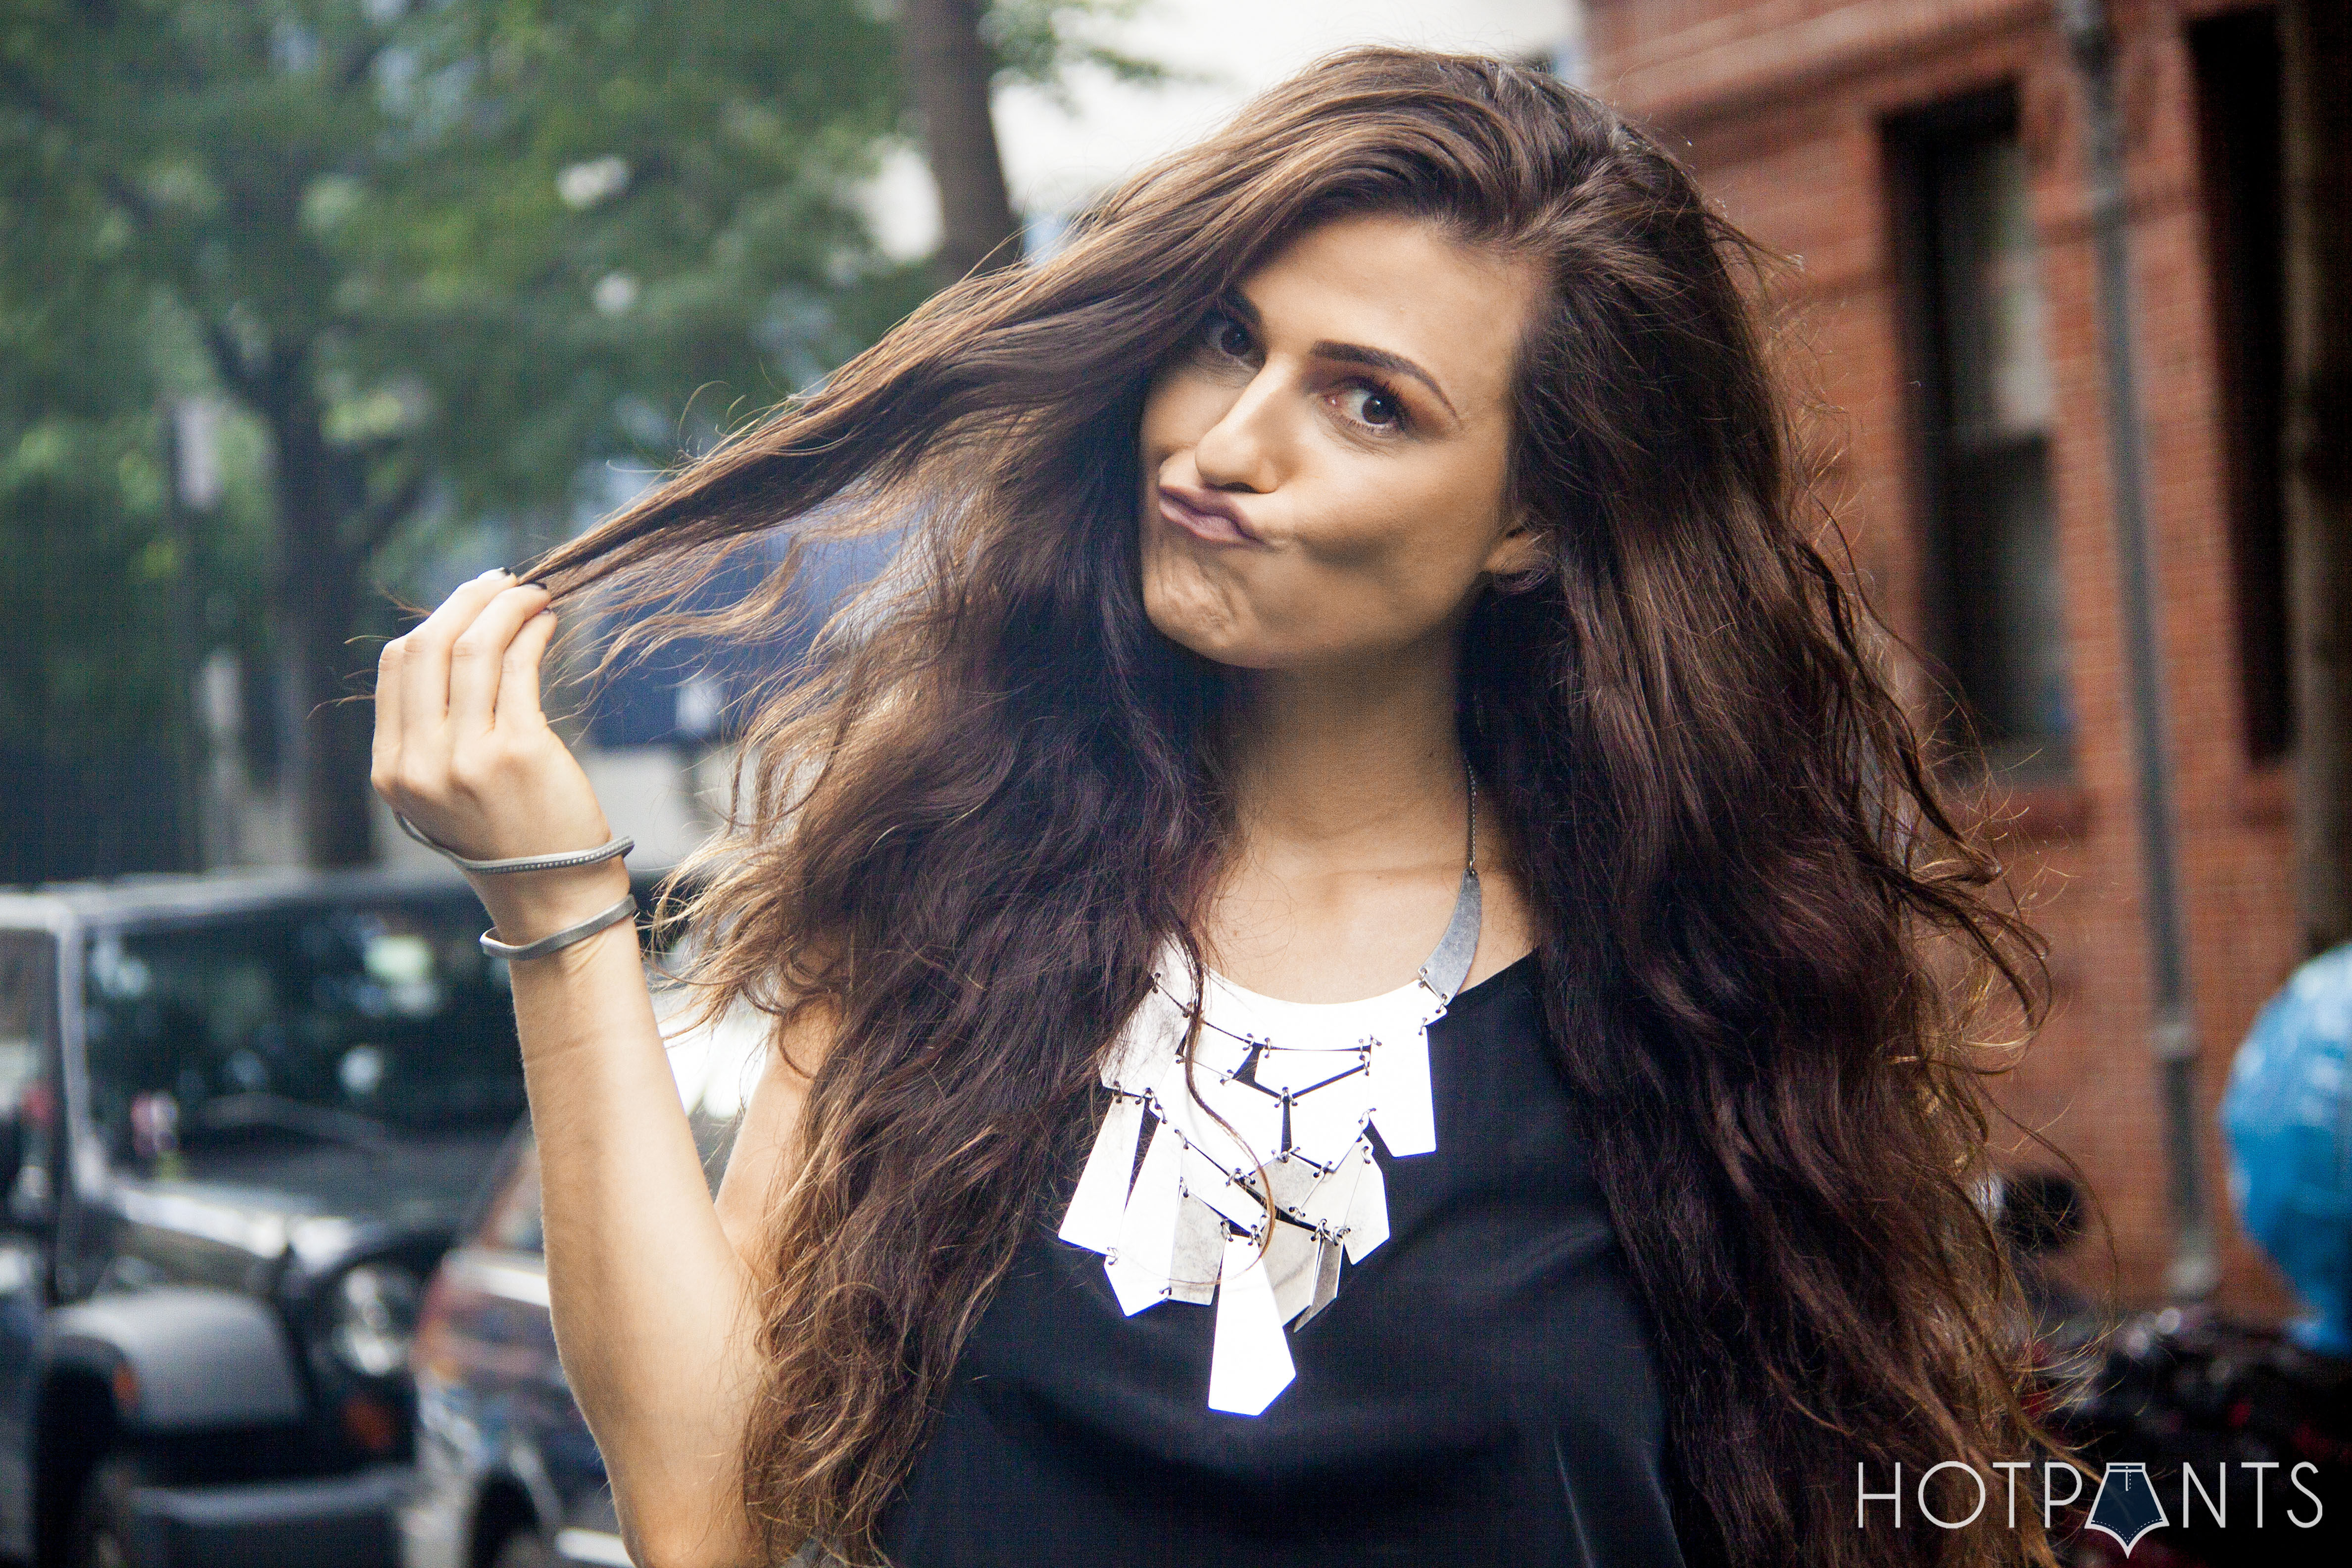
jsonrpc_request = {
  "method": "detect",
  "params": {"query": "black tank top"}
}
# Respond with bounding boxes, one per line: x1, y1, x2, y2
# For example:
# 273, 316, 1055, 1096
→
878, 954, 1697, 1567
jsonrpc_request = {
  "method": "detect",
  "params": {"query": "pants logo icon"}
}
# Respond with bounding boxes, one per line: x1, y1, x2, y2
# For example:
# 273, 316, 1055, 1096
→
2086, 1463, 2169, 1556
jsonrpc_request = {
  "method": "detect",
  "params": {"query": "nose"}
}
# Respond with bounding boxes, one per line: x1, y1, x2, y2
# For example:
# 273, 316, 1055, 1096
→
1191, 369, 1286, 494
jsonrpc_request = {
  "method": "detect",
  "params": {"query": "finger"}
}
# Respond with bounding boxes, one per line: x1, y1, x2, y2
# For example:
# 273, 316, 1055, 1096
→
398, 570, 516, 750
371, 635, 407, 793
495, 607, 561, 735
447, 583, 555, 733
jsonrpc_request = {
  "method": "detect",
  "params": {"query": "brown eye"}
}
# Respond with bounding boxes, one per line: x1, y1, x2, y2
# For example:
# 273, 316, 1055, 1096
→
1206, 314, 1251, 358
1340, 385, 1405, 430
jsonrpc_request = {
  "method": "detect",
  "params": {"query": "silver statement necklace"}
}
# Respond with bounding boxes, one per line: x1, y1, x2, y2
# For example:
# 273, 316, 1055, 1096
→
1057, 770, 1481, 1416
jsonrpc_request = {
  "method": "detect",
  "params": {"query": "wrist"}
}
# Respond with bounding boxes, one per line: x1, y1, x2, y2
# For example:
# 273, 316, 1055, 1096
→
471, 862, 635, 947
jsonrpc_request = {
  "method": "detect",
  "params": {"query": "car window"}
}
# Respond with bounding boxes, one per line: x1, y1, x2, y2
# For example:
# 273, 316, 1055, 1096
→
0, 935, 59, 1219
81, 893, 526, 1175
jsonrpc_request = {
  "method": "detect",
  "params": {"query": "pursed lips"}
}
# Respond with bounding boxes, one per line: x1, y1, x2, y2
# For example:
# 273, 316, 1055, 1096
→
1157, 482, 1264, 547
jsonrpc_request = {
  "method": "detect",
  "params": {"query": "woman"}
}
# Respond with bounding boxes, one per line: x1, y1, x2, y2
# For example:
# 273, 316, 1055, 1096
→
374, 49, 2058, 1568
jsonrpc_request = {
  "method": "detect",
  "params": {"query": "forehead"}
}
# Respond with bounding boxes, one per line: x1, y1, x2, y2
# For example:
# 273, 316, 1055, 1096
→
1237, 213, 1541, 411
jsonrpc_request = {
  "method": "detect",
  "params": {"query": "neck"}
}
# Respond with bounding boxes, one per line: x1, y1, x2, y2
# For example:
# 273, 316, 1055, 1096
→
1219, 636, 1468, 872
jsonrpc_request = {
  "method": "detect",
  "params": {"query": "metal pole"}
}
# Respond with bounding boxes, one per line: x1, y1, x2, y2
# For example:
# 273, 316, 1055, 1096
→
2059, 0, 2218, 1300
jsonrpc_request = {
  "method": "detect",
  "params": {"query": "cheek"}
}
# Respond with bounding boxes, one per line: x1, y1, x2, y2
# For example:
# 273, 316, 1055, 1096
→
1139, 368, 1229, 461
1299, 449, 1517, 602
1256, 483, 1512, 657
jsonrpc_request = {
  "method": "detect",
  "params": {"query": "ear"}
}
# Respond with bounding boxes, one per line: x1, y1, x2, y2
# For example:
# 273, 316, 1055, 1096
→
1480, 512, 1547, 587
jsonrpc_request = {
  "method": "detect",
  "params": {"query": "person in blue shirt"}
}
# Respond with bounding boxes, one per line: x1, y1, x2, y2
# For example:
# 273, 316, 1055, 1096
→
2224, 942, 2352, 1359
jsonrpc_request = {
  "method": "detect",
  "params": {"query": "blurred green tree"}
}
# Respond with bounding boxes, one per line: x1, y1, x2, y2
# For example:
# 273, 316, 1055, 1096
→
0, 0, 929, 868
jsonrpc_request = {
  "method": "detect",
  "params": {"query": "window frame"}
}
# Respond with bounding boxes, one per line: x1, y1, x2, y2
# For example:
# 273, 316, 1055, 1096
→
1886, 83, 2077, 782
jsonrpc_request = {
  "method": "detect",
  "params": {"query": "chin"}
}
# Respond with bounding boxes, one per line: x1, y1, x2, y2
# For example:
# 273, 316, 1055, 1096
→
1141, 581, 1270, 671
1149, 614, 1258, 670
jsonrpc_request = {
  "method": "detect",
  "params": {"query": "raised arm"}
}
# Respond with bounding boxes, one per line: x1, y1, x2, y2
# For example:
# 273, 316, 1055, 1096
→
373, 570, 817, 1568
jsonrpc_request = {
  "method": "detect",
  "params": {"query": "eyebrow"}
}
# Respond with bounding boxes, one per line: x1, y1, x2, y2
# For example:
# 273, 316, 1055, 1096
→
1218, 292, 1461, 420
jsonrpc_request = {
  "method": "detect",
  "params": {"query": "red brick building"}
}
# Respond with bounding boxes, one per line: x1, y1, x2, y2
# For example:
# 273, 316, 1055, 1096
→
1586, 0, 2345, 1317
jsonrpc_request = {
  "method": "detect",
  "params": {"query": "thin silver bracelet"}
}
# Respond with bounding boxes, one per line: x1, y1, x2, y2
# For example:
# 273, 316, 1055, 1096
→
396, 812, 634, 875
480, 894, 640, 962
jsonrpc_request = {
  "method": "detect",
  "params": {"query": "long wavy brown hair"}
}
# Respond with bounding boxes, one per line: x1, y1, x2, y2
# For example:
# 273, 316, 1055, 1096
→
532, 48, 2065, 1568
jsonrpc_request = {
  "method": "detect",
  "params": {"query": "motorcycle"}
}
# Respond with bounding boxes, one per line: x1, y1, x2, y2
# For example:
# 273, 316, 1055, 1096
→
1999, 1171, 2352, 1567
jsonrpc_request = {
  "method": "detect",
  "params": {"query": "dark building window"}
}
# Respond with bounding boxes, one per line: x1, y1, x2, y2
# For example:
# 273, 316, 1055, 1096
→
2190, 7, 2291, 763
1889, 89, 2073, 779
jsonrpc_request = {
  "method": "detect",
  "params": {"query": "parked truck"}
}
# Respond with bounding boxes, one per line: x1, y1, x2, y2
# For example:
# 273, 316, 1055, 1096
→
0, 870, 551, 1568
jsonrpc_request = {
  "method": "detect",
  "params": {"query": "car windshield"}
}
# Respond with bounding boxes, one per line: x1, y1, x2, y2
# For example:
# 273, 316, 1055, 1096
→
83, 892, 525, 1169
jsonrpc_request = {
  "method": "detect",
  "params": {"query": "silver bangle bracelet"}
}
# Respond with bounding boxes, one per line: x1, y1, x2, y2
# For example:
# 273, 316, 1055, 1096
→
396, 813, 634, 876
480, 894, 640, 962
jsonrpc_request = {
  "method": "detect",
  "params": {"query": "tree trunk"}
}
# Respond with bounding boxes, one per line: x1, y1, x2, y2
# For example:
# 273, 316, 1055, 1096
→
897, 0, 1023, 283
291, 574, 377, 869
2284, 0, 2352, 955
262, 351, 379, 869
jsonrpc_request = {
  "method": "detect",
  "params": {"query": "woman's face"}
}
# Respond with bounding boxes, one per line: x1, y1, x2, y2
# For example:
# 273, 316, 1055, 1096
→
1138, 213, 1545, 672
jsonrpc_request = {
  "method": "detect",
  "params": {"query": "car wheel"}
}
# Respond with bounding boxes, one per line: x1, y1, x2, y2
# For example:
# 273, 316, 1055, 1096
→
65, 1458, 141, 1568
490, 1525, 561, 1568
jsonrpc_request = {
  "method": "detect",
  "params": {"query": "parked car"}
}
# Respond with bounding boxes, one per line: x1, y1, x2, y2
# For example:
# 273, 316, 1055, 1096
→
401, 995, 764, 1568
0, 869, 562, 1567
